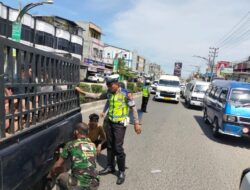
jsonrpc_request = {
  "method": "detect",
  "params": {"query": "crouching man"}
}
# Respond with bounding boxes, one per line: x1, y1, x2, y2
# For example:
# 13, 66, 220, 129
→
50, 123, 100, 190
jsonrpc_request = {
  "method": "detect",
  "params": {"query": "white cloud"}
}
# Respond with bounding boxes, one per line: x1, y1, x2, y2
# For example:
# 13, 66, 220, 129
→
106, 0, 250, 76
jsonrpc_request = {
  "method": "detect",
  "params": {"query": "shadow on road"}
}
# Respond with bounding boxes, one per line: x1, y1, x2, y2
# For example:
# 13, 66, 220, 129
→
194, 115, 250, 149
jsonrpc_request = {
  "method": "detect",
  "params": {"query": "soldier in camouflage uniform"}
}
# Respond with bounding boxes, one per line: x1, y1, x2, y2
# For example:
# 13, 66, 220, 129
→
51, 123, 100, 190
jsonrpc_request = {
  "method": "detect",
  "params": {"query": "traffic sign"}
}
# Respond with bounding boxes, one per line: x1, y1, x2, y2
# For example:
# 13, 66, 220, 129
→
12, 22, 22, 42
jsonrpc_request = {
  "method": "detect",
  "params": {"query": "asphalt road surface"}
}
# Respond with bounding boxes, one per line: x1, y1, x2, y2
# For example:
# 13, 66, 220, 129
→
83, 97, 250, 190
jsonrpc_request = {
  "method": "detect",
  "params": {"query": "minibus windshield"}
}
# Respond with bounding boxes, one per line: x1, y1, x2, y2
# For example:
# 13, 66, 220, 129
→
230, 89, 250, 106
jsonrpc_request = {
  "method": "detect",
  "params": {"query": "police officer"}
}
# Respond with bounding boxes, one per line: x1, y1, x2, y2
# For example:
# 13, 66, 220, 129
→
50, 123, 99, 190
141, 80, 150, 113
99, 74, 141, 185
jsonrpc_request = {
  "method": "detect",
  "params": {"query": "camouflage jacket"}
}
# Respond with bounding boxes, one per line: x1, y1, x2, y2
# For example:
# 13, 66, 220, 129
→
61, 138, 100, 188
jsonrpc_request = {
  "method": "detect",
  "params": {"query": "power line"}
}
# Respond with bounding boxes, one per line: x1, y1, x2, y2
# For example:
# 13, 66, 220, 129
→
220, 28, 250, 50
215, 11, 250, 47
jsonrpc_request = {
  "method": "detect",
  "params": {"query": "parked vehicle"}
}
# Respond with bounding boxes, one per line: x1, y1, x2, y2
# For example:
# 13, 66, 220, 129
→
154, 75, 180, 103
0, 37, 82, 189
150, 80, 159, 94
87, 73, 105, 83
184, 80, 210, 108
203, 80, 250, 138
240, 168, 250, 190
180, 83, 186, 98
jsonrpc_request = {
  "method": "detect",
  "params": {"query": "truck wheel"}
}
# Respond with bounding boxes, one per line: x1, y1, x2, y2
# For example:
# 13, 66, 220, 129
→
212, 118, 220, 138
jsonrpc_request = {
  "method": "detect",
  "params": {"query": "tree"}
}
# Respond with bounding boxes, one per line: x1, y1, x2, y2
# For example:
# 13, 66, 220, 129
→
117, 58, 136, 81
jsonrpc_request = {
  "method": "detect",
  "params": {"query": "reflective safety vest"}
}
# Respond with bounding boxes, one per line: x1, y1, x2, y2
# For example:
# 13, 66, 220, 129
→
108, 90, 129, 122
142, 86, 149, 97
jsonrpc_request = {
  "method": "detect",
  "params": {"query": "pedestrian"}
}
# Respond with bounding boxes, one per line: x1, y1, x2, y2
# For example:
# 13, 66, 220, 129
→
99, 74, 141, 185
141, 80, 150, 113
50, 122, 100, 190
87, 113, 107, 155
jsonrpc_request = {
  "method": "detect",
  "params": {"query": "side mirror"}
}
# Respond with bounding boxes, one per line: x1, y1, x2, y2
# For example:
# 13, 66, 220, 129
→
240, 168, 250, 190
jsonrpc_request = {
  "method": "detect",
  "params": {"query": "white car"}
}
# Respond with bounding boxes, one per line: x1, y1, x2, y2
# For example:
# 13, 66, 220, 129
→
154, 75, 180, 103
184, 80, 210, 108
87, 74, 105, 83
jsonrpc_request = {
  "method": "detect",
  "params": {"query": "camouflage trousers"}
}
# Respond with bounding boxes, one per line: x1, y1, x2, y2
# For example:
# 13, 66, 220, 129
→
57, 173, 98, 190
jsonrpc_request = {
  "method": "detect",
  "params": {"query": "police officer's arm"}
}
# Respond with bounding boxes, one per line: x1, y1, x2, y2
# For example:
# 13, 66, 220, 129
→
127, 96, 139, 124
75, 86, 101, 99
101, 100, 109, 117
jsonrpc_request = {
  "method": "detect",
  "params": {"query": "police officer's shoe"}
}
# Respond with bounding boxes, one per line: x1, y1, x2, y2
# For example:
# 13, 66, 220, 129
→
116, 171, 125, 185
99, 167, 115, 175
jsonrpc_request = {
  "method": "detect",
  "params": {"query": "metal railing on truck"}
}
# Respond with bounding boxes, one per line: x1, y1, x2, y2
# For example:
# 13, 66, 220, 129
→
0, 36, 80, 139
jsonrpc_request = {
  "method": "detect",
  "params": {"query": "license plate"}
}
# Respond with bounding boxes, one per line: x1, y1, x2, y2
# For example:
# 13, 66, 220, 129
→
164, 97, 172, 100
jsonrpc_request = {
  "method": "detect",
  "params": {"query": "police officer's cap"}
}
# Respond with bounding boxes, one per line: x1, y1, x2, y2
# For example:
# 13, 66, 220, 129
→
106, 74, 119, 85
89, 113, 99, 122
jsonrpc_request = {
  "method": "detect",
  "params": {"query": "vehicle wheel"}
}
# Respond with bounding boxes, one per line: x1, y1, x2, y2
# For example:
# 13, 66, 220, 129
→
185, 98, 187, 105
187, 100, 191, 108
203, 109, 209, 124
212, 118, 220, 138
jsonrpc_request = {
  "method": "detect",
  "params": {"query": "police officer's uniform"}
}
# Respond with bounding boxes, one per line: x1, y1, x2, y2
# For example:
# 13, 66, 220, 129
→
99, 74, 139, 185
141, 80, 150, 112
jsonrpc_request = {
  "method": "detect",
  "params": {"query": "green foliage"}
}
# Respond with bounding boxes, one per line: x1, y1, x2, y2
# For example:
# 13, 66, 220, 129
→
136, 82, 143, 92
79, 82, 91, 92
80, 95, 86, 104
127, 82, 137, 93
91, 84, 103, 93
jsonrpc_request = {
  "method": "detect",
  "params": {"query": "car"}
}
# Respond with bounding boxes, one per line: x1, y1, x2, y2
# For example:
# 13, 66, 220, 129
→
154, 75, 180, 103
240, 168, 250, 190
184, 80, 210, 108
180, 84, 186, 98
87, 73, 105, 83
150, 80, 159, 94
203, 80, 250, 138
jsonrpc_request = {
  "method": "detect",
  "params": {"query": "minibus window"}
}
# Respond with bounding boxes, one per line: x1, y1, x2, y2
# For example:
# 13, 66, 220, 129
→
219, 89, 228, 103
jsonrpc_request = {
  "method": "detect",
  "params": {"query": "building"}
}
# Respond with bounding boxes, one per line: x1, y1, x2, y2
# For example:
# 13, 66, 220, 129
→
77, 21, 106, 79
232, 58, 250, 82
132, 50, 147, 76
0, 2, 84, 61
148, 63, 161, 80
103, 43, 133, 70
34, 16, 84, 61
0, 2, 85, 80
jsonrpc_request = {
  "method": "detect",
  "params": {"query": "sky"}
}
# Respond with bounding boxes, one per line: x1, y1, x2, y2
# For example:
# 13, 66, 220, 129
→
2, 0, 250, 77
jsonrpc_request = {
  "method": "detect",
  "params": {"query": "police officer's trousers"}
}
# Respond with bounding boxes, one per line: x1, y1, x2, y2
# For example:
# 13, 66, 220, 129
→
141, 96, 149, 112
105, 120, 127, 172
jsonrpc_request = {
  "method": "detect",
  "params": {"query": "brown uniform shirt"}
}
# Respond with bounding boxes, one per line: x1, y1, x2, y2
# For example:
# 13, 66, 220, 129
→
87, 125, 106, 143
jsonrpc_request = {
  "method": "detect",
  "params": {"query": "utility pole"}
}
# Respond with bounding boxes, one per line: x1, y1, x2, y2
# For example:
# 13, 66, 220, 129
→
209, 47, 219, 81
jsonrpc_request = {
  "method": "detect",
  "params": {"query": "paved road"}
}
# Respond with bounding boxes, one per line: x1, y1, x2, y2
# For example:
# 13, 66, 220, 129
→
83, 97, 250, 190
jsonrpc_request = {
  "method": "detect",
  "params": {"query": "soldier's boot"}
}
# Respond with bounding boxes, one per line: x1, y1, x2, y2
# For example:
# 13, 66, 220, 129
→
99, 150, 115, 175
116, 155, 125, 185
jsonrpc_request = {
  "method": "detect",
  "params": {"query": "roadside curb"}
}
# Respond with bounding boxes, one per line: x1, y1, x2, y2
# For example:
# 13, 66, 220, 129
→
80, 92, 142, 113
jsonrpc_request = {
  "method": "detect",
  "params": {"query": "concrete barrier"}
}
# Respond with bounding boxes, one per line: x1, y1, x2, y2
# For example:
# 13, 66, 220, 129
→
80, 92, 142, 113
